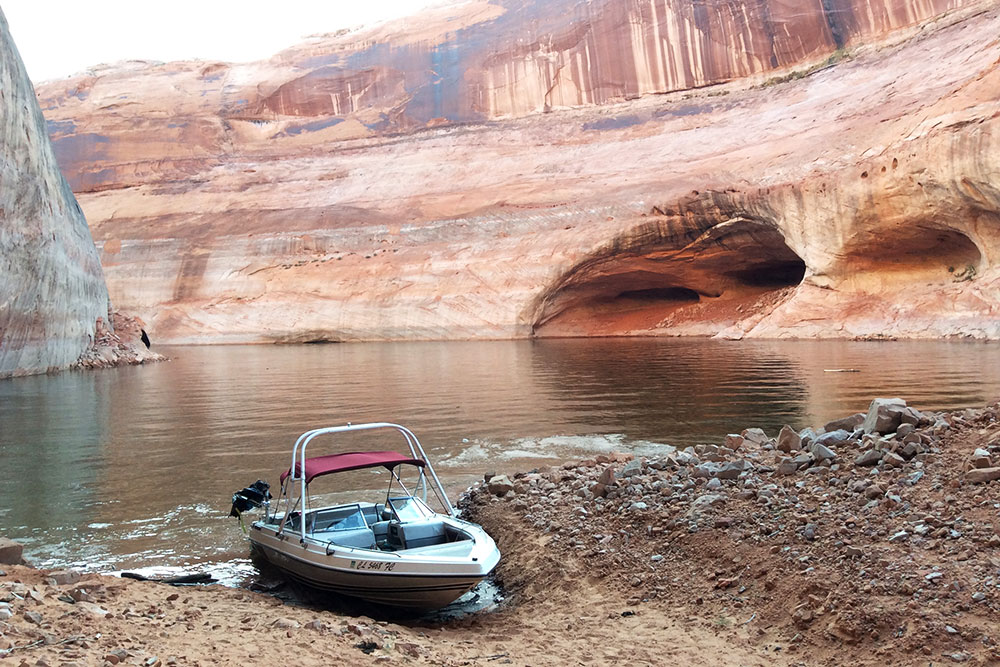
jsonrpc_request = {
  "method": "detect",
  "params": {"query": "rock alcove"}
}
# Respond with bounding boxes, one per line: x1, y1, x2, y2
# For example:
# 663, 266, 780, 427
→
531, 217, 806, 337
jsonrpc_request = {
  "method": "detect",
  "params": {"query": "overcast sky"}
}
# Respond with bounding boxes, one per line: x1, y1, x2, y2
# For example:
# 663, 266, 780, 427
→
2, 0, 451, 82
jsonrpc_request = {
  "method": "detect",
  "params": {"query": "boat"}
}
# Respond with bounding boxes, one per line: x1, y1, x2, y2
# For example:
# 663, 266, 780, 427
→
229, 422, 501, 609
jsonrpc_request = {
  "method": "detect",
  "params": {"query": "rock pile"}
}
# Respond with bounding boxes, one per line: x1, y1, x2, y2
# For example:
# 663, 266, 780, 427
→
461, 398, 1000, 663
72, 312, 166, 371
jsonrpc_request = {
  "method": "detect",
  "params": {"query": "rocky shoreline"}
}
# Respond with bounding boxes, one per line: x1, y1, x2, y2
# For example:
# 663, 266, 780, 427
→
2, 399, 999, 665
461, 398, 1000, 664
71, 312, 166, 372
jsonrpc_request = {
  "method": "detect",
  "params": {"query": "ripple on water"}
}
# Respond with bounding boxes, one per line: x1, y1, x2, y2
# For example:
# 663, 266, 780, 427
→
2, 338, 1000, 576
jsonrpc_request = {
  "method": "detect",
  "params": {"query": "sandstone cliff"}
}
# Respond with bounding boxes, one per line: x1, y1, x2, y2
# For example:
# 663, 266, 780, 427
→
35, 0, 1000, 342
0, 9, 111, 378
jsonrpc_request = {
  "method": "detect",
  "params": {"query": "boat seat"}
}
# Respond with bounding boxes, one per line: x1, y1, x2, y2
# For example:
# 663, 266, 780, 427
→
325, 527, 376, 550
371, 520, 391, 542
392, 519, 447, 549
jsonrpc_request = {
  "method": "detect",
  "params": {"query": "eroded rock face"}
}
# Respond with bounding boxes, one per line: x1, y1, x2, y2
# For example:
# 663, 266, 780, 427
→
34, 0, 1000, 343
0, 9, 110, 378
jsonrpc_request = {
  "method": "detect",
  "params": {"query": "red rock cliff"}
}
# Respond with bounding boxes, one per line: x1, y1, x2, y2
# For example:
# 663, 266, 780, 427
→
35, 0, 1000, 342
0, 9, 111, 378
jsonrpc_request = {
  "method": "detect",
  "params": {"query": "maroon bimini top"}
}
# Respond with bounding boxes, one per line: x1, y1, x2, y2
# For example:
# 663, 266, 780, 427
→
280, 450, 425, 484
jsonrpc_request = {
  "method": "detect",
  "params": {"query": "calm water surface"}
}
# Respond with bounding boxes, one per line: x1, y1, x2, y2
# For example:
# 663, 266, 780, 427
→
1, 338, 999, 580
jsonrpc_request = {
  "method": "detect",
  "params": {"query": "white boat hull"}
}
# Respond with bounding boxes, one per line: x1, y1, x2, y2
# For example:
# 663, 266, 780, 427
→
248, 518, 499, 609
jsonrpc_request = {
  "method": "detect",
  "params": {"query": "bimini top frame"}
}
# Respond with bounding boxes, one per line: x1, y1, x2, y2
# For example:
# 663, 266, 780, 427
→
281, 422, 455, 543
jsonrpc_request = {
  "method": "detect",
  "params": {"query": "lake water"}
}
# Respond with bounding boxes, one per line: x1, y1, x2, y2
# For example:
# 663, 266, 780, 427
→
1, 338, 999, 582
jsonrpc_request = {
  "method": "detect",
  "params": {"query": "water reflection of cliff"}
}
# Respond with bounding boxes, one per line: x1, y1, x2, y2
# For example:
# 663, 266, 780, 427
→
528, 338, 811, 443
0, 372, 107, 535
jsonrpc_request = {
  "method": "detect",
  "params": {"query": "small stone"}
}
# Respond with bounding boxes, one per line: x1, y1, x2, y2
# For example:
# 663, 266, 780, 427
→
74, 601, 110, 617
925, 571, 943, 582
855, 450, 883, 467
741, 427, 770, 445
650, 554, 664, 562
776, 458, 799, 476
809, 442, 837, 461
23, 610, 43, 624
882, 452, 906, 468
776, 425, 801, 453
862, 483, 884, 499
814, 429, 851, 447
629, 501, 648, 511
47, 569, 81, 586
596, 466, 615, 486
396, 643, 422, 658
716, 460, 747, 480
824, 413, 865, 433
620, 459, 642, 478
972, 592, 986, 602
724, 434, 745, 450
706, 478, 722, 490
801, 523, 817, 541
965, 467, 1000, 483
862, 398, 907, 435
0, 538, 24, 565
272, 617, 301, 629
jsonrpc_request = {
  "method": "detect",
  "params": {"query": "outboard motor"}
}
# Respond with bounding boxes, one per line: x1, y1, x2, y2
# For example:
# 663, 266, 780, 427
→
230, 480, 271, 518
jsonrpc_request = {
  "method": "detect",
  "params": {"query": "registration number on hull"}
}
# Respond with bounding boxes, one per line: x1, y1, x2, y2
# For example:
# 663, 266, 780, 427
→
350, 560, 396, 572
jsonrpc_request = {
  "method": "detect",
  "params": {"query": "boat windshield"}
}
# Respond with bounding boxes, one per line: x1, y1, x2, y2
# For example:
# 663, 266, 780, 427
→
388, 496, 434, 522
328, 506, 367, 531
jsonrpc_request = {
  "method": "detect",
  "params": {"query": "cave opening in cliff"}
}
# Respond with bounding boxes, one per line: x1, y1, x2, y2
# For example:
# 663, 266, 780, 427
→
837, 224, 982, 289
725, 260, 807, 288
531, 220, 806, 338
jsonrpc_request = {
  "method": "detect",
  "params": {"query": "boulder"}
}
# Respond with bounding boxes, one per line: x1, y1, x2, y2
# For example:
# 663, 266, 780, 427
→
824, 413, 865, 433
487, 474, 514, 496
0, 538, 24, 565
862, 398, 908, 435
776, 425, 801, 453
